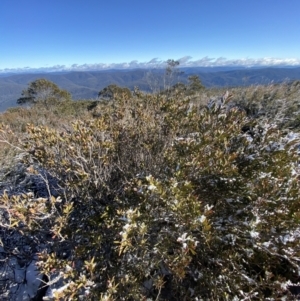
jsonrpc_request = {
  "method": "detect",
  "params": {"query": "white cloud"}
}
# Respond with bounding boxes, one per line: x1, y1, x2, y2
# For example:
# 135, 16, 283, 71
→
178, 56, 193, 64
1, 57, 300, 74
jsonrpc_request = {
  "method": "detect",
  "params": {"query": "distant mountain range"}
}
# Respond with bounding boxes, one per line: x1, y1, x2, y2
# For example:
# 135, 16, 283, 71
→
1, 66, 300, 112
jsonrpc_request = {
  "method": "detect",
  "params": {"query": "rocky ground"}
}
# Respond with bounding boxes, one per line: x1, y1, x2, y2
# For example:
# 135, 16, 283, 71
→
0, 161, 69, 300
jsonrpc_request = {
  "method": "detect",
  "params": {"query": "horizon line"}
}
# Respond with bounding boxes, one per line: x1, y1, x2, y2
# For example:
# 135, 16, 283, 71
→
1, 56, 300, 74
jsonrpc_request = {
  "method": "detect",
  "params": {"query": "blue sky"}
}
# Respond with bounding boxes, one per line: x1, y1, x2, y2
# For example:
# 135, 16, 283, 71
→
1, 0, 300, 72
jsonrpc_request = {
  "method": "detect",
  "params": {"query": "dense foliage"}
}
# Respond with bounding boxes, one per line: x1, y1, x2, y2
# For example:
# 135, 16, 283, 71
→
17, 79, 71, 107
1, 79, 300, 300
98, 84, 132, 101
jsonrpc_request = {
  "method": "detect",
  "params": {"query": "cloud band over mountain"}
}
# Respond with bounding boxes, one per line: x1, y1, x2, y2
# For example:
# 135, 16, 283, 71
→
1, 57, 300, 74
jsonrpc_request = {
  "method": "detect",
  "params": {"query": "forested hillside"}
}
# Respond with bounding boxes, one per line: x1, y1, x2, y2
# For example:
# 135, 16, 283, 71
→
1, 66, 300, 112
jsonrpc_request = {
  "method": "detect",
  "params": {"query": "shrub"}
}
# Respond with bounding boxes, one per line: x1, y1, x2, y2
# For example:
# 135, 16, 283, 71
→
1, 90, 300, 300
98, 84, 132, 101
123, 107, 300, 299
